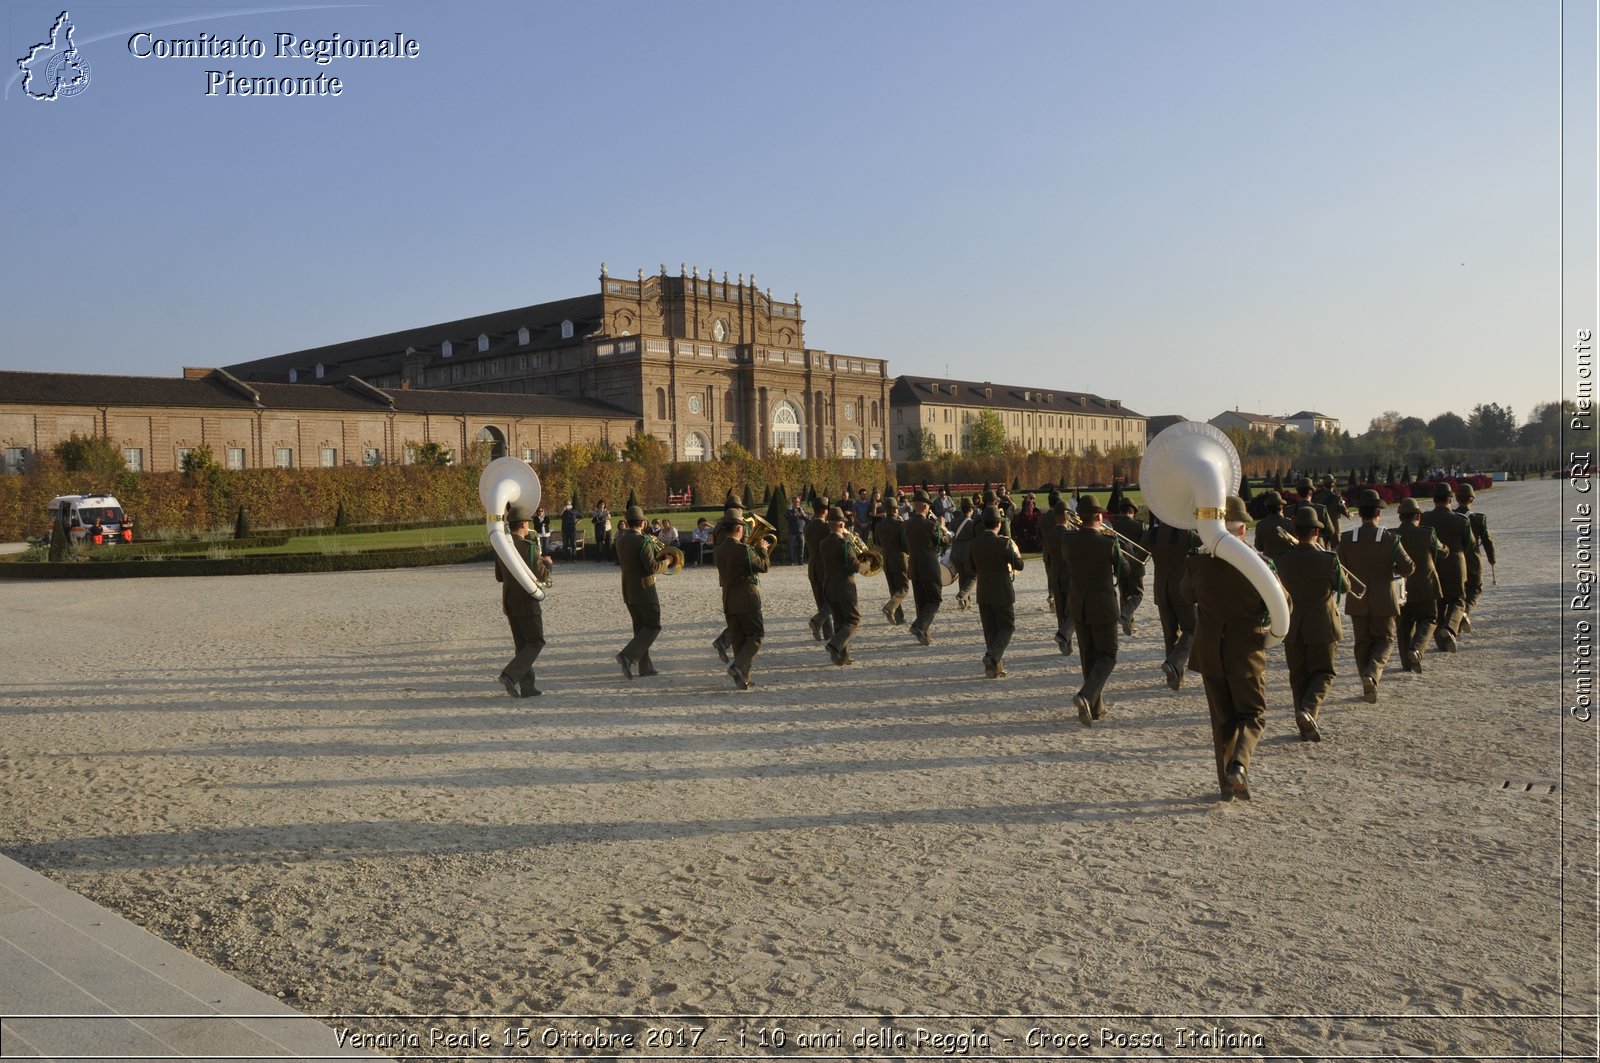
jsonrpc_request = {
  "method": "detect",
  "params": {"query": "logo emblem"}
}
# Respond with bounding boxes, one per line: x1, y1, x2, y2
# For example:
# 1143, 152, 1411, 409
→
18, 11, 91, 101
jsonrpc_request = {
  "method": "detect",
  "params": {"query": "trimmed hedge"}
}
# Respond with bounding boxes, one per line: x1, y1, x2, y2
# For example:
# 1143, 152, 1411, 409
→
0, 543, 493, 579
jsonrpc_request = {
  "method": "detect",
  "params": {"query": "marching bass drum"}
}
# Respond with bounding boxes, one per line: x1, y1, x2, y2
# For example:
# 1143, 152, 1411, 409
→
938, 561, 958, 586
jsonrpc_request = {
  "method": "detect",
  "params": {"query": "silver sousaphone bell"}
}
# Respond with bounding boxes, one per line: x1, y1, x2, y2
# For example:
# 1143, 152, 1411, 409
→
478, 457, 545, 601
1139, 421, 1290, 639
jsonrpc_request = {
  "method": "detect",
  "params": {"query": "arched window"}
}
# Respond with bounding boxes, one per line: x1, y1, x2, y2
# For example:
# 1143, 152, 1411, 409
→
771, 400, 803, 455
841, 435, 860, 459
871, 401, 880, 427
475, 425, 507, 460
518, 327, 530, 345
656, 387, 667, 421
441, 341, 453, 358
684, 431, 708, 462
560, 320, 574, 340
478, 334, 489, 352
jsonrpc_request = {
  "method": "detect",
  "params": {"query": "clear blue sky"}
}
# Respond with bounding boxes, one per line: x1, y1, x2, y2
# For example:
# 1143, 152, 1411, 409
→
3, 0, 1591, 436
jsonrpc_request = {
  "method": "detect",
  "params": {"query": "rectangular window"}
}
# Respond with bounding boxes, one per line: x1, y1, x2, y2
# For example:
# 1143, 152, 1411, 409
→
226, 447, 245, 470
3, 446, 28, 475
320, 447, 337, 468
521, 448, 539, 463
364, 448, 382, 467
403, 445, 417, 465
275, 448, 293, 468
451, 365, 464, 382
517, 355, 528, 370
176, 447, 193, 468
120, 447, 141, 473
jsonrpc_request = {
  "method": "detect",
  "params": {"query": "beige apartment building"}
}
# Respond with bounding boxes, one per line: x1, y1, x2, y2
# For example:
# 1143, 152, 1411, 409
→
888, 376, 1146, 461
223, 264, 890, 463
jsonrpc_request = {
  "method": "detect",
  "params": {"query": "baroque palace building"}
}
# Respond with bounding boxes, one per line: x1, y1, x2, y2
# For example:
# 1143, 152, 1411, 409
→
889, 375, 1147, 461
223, 264, 891, 463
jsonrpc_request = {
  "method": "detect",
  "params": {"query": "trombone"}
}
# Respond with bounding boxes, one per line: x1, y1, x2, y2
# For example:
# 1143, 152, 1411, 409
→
1064, 507, 1152, 565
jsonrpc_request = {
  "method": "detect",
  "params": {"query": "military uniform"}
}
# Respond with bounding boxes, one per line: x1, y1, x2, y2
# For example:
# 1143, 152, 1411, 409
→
1183, 548, 1270, 800
714, 526, 769, 688
1110, 508, 1146, 634
1143, 523, 1198, 688
874, 508, 910, 625
904, 497, 948, 645
1313, 479, 1349, 542
1337, 493, 1415, 702
1273, 512, 1344, 739
804, 503, 835, 641
949, 508, 981, 609
1253, 493, 1297, 560
615, 509, 672, 679
1060, 499, 1122, 726
819, 512, 871, 664
1041, 505, 1073, 655
1456, 485, 1495, 621
495, 523, 553, 697
1395, 497, 1448, 673
969, 516, 1024, 678
1418, 489, 1476, 649
1292, 478, 1338, 545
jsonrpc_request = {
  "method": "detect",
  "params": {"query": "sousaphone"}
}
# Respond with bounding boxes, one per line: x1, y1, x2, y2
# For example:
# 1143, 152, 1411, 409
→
478, 457, 545, 601
1139, 421, 1289, 639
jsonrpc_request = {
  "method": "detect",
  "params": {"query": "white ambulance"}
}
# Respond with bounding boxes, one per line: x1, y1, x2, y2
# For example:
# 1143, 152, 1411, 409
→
47, 493, 132, 544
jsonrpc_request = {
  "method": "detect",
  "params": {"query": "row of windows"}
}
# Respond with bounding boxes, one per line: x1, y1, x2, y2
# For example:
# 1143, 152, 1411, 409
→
894, 433, 1123, 457
918, 408, 1135, 433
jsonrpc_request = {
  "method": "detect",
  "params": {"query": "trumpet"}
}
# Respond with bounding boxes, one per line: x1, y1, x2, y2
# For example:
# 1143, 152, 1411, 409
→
744, 512, 780, 553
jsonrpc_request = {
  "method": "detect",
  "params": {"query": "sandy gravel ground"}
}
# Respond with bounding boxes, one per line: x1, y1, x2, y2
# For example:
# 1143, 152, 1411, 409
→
1, 479, 1594, 1059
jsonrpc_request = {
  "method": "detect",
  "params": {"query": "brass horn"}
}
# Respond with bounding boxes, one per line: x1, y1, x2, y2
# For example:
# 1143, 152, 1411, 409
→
745, 512, 780, 552
1139, 421, 1289, 639
847, 531, 884, 578
478, 457, 545, 601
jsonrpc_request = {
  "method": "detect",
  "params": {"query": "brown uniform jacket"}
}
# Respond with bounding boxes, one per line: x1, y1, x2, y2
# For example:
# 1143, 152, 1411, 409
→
1395, 522, 1447, 603
617, 527, 671, 606
1459, 507, 1495, 565
970, 529, 1023, 606
1060, 526, 1121, 625
1109, 515, 1147, 580
1040, 514, 1066, 589
1337, 523, 1415, 616
714, 537, 768, 613
873, 514, 909, 575
495, 535, 552, 617
804, 515, 830, 573
1419, 504, 1474, 598
1143, 524, 1198, 603
1253, 513, 1297, 560
1182, 552, 1270, 678
818, 532, 870, 600
1273, 542, 1342, 644
904, 511, 947, 583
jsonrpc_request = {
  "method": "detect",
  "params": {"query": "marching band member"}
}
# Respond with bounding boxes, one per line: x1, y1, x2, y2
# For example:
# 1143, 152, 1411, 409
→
1110, 499, 1147, 636
1419, 483, 1475, 652
805, 497, 835, 642
1273, 506, 1342, 740
969, 506, 1024, 678
1143, 516, 1199, 690
874, 497, 910, 625
1337, 489, 1415, 703
494, 502, 554, 698
615, 504, 671, 681
904, 490, 949, 646
1395, 496, 1449, 673
1060, 495, 1122, 727
714, 514, 769, 689
1455, 483, 1495, 632
819, 506, 873, 665
1181, 496, 1271, 800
